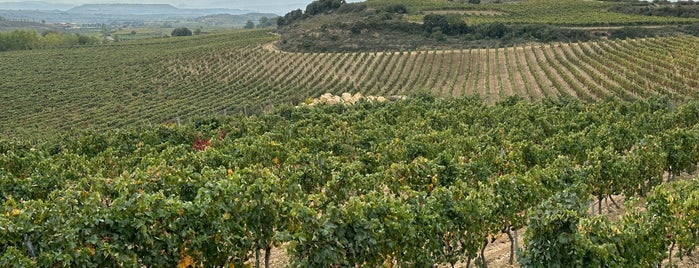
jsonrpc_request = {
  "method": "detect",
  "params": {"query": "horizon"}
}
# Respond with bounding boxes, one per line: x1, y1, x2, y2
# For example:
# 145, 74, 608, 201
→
0, 0, 364, 15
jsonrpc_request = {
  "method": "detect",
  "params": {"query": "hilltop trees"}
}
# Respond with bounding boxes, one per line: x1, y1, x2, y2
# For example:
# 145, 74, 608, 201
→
277, 0, 346, 26
305, 0, 345, 16
171, 27, 192, 37
277, 9, 305, 26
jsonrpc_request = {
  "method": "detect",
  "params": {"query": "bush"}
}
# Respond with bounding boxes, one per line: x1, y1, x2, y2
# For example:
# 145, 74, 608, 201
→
305, 0, 344, 16
384, 4, 408, 14
423, 14, 468, 35
171, 27, 192, 37
337, 3, 368, 14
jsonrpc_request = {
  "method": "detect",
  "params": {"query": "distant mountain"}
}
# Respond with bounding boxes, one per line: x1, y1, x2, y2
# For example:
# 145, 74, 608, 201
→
193, 13, 278, 27
0, 1, 74, 11
68, 4, 251, 16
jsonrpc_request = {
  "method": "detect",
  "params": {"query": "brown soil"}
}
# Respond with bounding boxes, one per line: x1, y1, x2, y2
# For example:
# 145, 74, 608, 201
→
512, 47, 544, 99
504, 47, 530, 100
532, 44, 578, 99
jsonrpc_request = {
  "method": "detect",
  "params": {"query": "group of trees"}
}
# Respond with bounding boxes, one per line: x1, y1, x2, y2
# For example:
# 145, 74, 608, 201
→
171, 27, 192, 37
244, 17, 276, 29
422, 14, 511, 40
612, 1, 699, 18
277, 0, 347, 26
0, 30, 99, 52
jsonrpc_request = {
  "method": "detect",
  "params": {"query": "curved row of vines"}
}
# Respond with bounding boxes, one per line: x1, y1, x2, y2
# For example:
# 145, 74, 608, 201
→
3, 96, 699, 267
1, 29, 697, 138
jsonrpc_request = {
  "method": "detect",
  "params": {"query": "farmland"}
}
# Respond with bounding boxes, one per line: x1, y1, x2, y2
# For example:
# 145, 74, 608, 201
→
372, 0, 699, 26
1, 29, 698, 138
3, 0, 699, 267
3, 97, 699, 267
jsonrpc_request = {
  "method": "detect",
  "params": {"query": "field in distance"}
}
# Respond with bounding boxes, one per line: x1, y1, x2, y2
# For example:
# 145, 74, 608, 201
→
0, 27, 697, 138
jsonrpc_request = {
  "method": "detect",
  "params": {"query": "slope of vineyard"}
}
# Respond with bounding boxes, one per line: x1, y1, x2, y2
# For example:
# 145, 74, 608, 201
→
3, 97, 699, 267
1, 28, 697, 138
369, 0, 699, 26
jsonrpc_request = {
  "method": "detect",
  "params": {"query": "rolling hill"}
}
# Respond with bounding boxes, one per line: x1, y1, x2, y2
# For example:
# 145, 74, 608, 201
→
0, 28, 697, 138
4, 1, 699, 267
0, 0, 698, 139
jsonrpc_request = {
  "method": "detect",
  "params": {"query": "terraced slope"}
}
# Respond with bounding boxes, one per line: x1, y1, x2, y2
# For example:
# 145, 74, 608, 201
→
1, 29, 697, 138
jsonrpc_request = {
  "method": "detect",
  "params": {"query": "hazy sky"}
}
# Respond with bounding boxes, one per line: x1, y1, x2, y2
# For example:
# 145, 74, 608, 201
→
0, 0, 364, 14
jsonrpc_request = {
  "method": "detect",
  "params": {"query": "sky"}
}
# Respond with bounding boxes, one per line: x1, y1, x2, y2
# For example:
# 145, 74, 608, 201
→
0, 0, 364, 14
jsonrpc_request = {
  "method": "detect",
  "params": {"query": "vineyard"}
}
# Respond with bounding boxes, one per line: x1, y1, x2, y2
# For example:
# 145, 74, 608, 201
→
3, 97, 699, 267
1, 29, 698, 138
369, 0, 699, 26
2, 0, 699, 265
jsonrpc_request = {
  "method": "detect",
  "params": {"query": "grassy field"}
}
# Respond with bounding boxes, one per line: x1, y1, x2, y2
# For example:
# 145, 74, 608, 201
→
1, 27, 698, 138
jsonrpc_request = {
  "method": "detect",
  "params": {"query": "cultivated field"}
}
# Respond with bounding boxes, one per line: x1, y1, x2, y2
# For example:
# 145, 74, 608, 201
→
1, 29, 697, 138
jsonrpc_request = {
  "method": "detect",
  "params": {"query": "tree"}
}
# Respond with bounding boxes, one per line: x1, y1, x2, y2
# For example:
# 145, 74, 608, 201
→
305, 0, 345, 16
257, 17, 275, 28
384, 4, 408, 14
244, 20, 255, 29
483, 22, 507, 38
277, 9, 305, 26
469, 0, 481, 4
424, 14, 468, 35
424, 14, 449, 34
193, 28, 202, 35
171, 27, 192, 37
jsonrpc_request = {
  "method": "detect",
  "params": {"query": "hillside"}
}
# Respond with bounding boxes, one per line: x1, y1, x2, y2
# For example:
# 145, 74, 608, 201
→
194, 13, 278, 27
0, 29, 697, 139
0, 1, 73, 11
0, 4, 253, 24
67, 4, 181, 15
67, 4, 250, 16
276, 0, 699, 52
0, 19, 53, 31
4, 1, 699, 267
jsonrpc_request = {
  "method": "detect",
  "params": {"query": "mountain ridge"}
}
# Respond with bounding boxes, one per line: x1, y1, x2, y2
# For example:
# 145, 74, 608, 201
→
67, 3, 249, 16
0, 1, 74, 11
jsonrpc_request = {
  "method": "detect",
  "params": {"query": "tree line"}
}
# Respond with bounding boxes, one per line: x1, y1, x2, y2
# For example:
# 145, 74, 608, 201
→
0, 30, 100, 52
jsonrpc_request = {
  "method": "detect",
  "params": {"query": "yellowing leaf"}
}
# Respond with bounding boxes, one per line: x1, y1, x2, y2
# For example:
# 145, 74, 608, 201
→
178, 255, 194, 268
8, 209, 20, 217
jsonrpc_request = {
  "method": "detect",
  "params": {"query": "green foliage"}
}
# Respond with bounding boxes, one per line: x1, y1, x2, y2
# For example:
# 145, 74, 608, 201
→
384, 4, 408, 14
256, 16, 276, 28
424, 14, 469, 35
244, 20, 255, 29
379, 0, 699, 26
0, 30, 39, 52
277, 9, 305, 26
519, 186, 593, 267
171, 27, 192, 37
305, 0, 345, 16
2, 97, 699, 266
1, 28, 697, 138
